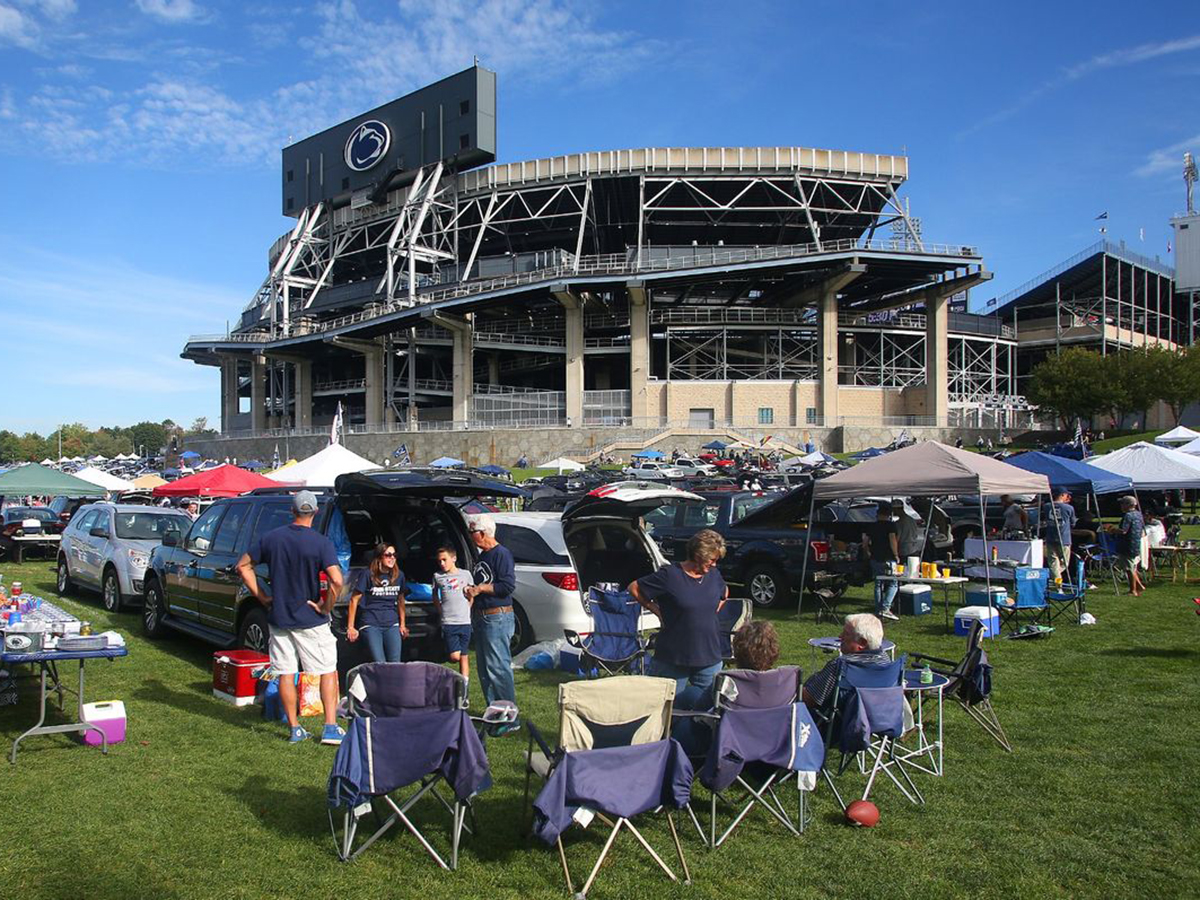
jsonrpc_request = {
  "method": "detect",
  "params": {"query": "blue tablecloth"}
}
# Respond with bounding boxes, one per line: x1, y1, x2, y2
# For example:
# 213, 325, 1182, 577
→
0, 646, 128, 664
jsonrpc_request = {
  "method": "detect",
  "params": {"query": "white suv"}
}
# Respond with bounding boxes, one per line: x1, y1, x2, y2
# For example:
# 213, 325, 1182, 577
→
670, 457, 717, 476
621, 460, 685, 479
492, 511, 592, 651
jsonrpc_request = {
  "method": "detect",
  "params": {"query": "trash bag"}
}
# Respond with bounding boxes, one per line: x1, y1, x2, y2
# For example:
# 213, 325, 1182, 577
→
512, 638, 566, 670
1079, 612, 1097, 625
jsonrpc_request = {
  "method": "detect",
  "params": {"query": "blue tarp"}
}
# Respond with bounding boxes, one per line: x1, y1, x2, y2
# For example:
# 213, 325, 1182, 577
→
632, 449, 664, 459
241, 460, 266, 470
477, 464, 509, 476
852, 447, 888, 460
429, 456, 465, 468
1004, 450, 1132, 495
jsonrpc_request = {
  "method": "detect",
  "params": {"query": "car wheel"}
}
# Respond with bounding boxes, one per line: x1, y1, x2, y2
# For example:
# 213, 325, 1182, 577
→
510, 601, 533, 655
746, 563, 790, 609
57, 556, 73, 595
238, 606, 270, 654
143, 577, 168, 638
102, 567, 123, 613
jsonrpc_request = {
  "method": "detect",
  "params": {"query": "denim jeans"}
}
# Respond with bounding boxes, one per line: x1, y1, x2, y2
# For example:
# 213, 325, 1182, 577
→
475, 610, 516, 705
647, 656, 723, 710
871, 560, 899, 614
362, 624, 402, 663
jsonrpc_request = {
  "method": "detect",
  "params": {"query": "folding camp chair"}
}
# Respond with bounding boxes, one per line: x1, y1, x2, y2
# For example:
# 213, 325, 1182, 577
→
1078, 532, 1124, 594
327, 662, 490, 870
817, 655, 925, 807
682, 666, 824, 848
910, 619, 1011, 752
564, 587, 648, 676
1046, 558, 1087, 624
996, 567, 1048, 633
716, 597, 751, 662
524, 676, 689, 898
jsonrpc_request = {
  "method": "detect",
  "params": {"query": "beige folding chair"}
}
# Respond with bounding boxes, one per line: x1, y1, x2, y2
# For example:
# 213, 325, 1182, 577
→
523, 676, 689, 898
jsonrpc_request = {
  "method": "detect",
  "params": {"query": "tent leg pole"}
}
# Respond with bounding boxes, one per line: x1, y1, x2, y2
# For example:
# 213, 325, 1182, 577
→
797, 490, 817, 620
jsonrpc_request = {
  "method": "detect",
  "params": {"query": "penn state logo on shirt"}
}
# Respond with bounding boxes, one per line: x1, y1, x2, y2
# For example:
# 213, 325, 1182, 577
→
344, 119, 391, 172
474, 561, 494, 585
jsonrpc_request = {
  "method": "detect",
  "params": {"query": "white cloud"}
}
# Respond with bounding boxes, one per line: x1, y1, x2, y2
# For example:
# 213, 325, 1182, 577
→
26, 0, 76, 20
0, 0, 659, 167
0, 3, 37, 47
134, 0, 203, 23
1136, 133, 1200, 178
962, 33, 1200, 136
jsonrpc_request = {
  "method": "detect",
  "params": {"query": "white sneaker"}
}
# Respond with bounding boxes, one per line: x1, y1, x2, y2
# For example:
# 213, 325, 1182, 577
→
880, 610, 900, 621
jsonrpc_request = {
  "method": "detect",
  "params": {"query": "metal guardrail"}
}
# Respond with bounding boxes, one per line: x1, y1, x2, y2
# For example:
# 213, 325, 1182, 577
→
189, 237, 980, 346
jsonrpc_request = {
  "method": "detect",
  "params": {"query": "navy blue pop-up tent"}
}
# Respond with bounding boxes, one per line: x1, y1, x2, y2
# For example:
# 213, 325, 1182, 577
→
632, 449, 665, 459
702, 440, 728, 451
1004, 451, 1133, 496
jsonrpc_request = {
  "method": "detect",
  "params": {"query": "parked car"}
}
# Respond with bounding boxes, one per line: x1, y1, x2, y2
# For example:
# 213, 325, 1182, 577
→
670, 457, 718, 477
645, 487, 849, 608
621, 461, 685, 480
48, 494, 103, 525
0, 507, 64, 562
491, 511, 591, 650
140, 473, 527, 665
57, 503, 191, 611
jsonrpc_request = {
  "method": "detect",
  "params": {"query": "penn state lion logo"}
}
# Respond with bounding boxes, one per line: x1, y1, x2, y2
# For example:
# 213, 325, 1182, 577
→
344, 120, 391, 172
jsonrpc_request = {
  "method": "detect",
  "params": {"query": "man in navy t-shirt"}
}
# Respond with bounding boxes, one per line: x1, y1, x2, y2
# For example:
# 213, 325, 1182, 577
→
463, 512, 519, 729
237, 490, 344, 745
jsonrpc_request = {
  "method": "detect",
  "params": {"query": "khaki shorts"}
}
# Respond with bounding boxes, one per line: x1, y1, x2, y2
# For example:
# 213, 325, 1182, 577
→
1116, 554, 1139, 576
269, 623, 338, 676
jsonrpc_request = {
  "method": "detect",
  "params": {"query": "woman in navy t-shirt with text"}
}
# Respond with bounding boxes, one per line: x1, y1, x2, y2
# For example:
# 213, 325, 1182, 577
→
347, 543, 408, 662
630, 529, 728, 708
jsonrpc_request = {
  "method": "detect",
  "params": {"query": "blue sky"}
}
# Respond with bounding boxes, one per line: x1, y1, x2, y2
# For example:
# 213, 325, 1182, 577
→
1, 0, 1196, 433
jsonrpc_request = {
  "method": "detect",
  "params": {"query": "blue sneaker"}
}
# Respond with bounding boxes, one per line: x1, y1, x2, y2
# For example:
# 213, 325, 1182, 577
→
321, 724, 346, 745
288, 726, 310, 744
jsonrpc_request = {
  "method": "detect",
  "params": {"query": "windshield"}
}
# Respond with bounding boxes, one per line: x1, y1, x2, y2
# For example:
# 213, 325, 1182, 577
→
7, 509, 56, 523
732, 495, 775, 522
114, 512, 187, 540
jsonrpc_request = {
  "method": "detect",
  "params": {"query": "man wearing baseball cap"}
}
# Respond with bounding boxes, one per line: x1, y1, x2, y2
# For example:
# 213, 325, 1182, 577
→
237, 490, 345, 744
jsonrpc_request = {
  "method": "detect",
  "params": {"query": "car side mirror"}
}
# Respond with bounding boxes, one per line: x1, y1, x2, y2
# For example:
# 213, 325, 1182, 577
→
162, 532, 179, 547
90, 526, 109, 539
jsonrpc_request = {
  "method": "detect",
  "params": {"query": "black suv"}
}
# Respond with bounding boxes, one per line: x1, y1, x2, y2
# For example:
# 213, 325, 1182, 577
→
141, 472, 526, 663
645, 486, 848, 608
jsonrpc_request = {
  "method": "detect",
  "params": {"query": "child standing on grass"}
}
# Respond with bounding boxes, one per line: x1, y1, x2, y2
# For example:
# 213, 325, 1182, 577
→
433, 547, 475, 688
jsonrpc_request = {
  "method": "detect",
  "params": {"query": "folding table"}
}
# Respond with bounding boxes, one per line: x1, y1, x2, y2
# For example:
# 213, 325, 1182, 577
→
2, 646, 129, 764
895, 669, 948, 777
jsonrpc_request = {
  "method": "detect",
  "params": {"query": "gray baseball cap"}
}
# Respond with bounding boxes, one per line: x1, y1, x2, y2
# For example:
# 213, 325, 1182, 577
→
292, 490, 319, 515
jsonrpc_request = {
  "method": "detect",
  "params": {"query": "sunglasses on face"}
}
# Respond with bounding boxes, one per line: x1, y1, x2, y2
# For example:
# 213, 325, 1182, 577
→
382, 551, 396, 558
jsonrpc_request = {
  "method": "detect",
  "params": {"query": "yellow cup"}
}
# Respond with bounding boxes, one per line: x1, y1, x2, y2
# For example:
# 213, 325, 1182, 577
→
895, 564, 905, 576
942, 567, 951, 579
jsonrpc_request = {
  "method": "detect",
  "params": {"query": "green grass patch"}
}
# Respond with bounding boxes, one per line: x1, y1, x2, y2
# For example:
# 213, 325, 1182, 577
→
1, 557, 1198, 899
1089, 431, 1166, 454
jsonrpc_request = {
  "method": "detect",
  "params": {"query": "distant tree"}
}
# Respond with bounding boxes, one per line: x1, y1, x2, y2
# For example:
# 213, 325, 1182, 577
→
127, 421, 168, 457
1026, 348, 1109, 428
1156, 346, 1200, 426
0, 430, 20, 462
16, 432, 49, 462
1105, 351, 1160, 427
186, 417, 216, 437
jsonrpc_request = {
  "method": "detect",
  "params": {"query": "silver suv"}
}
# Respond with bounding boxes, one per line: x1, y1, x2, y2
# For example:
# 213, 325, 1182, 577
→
58, 503, 191, 612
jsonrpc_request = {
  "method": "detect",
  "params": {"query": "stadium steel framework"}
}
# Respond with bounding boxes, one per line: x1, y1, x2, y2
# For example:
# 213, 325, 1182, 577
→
184, 146, 1024, 436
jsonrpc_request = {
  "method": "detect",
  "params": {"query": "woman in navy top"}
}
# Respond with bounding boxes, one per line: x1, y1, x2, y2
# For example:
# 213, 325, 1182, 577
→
631, 529, 729, 707
347, 543, 408, 662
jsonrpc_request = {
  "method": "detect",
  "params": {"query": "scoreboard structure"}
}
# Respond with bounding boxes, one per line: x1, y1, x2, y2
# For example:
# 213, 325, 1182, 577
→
281, 66, 496, 216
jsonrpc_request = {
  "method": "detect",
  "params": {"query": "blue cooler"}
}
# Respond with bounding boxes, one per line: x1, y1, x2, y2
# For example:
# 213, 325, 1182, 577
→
954, 605, 1001, 638
965, 584, 1008, 609
898, 584, 932, 616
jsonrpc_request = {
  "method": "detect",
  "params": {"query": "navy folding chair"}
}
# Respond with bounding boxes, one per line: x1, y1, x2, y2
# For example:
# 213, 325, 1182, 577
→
1046, 558, 1087, 625
328, 662, 488, 870
997, 568, 1048, 633
911, 619, 1011, 753
1080, 532, 1124, 594
565, 587, 648, 676
716, 597, 751, 662
817, 655, 924, 807
683, 666, 824, 848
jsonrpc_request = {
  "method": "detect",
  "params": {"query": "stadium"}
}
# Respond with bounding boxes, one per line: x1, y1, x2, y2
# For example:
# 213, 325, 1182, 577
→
182, 65, 1037, 463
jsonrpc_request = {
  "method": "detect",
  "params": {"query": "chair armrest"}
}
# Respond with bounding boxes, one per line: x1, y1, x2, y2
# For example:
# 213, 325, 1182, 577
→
563, 630, 585, 650
908, 652, 957, 667
525, 719, 556, 761
670, 709, 720, 723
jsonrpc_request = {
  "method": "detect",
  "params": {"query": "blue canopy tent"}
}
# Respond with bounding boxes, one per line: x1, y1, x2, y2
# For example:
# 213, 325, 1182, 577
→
1004, 451, 1133, 496
632, 449, 664, 459
852, 447, 888, 461
478, 464, 510, 476
701, 440, 728, 451
180, 450, 201, 460
241, 460, 267, 470
429, 456, 465, 468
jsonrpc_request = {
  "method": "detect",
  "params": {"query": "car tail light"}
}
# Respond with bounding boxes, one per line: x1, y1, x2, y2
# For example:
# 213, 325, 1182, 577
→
542, 571, 579, 592
809, 540, 830, 563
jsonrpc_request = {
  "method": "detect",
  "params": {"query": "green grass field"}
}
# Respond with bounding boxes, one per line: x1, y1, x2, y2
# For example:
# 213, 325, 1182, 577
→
1, 555, 1198, 900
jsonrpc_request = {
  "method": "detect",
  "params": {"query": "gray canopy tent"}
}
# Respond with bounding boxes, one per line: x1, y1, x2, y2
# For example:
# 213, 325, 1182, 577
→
797, 442, 1051, 617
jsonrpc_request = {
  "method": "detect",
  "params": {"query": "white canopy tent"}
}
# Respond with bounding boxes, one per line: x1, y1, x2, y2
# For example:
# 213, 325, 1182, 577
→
74, 466, 135, 492
264, 443, 378, 487
1171, 436, 1200, 456
1088, 441, 1200, 489
539, 456, 585, 473
799, 442, 1051, 616
1153, 426, 1200, 445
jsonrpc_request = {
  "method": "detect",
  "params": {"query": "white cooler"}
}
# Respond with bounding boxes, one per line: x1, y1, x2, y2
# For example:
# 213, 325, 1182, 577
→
954, 605, 1000, 638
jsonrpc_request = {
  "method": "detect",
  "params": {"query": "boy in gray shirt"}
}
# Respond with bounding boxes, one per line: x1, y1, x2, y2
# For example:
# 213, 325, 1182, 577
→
433, 547, 475, 683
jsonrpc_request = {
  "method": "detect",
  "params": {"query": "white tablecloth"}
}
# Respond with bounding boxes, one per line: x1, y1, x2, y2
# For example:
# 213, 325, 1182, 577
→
963, 538, 1043, 569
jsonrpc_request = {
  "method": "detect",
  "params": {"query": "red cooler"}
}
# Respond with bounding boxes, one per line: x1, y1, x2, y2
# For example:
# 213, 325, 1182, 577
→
213, 650, 270, 705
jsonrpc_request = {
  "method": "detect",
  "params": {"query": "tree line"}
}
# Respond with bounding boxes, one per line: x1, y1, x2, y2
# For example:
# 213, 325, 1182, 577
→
1026, 345, 1200, 429
0, 418, 216, 464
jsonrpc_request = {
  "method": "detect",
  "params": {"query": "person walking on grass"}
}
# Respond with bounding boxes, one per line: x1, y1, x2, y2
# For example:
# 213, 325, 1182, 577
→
237, 490, 345, 745
1116, 495, 1146, 597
